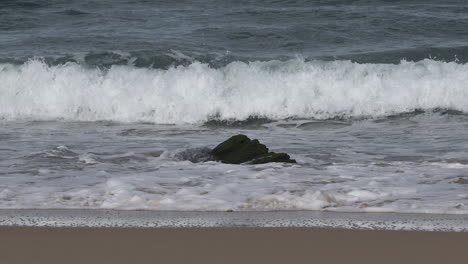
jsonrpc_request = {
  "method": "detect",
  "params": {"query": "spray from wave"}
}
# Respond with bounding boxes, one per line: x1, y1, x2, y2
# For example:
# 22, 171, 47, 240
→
0, 59, 467, 124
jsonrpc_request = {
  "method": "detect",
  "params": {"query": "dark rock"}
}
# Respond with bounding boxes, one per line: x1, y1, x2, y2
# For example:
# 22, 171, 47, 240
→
453, 177, 468, 184
250, 152, 296, 164
210, 134, 296, 164
211, 135, 268, 164
211, 134, 251, 157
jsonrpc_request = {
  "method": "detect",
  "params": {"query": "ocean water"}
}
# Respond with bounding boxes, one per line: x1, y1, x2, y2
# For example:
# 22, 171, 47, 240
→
1, 0, 468, 213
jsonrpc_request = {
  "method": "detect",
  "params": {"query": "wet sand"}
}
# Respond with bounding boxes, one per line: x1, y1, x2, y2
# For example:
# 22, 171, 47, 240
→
1, 226, 468, 264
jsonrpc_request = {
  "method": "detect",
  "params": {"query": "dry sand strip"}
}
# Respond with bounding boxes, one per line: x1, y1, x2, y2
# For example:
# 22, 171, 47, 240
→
1, 227, 468, 264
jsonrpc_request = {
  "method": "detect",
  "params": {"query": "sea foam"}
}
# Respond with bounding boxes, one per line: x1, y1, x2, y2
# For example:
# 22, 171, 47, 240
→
1, 59, 467, 123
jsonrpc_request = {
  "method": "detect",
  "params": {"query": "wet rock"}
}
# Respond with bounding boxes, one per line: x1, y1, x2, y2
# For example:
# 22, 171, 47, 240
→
453, 177, 468, 184
210, 135, 268, 164
210, 134, 296, 164
250, 152, 296, 164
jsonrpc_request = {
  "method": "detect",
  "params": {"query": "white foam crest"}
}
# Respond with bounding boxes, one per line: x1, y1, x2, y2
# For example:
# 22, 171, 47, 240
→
1, 59, 468, 123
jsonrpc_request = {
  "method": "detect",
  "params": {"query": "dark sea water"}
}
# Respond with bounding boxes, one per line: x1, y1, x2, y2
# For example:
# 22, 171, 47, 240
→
1, 0, 468, 213
2, 0, 468, 65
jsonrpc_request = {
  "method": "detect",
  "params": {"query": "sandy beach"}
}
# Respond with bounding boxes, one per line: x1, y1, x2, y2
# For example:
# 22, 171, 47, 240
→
1, 226, 467, 264
1, 210, 468, 263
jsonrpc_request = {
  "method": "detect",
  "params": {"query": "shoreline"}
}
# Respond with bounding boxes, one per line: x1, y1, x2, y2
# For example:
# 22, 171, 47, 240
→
1, 209, 468, 231
2, 226, 468, 264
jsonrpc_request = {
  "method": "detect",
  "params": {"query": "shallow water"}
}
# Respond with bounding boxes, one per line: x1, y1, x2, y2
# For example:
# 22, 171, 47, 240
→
1, 113, 468, 213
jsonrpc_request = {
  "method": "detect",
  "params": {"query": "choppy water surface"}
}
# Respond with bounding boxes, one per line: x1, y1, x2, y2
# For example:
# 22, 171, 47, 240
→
1, 0, 468, 65
1, 0, 468, 213
1, 114, 468, 213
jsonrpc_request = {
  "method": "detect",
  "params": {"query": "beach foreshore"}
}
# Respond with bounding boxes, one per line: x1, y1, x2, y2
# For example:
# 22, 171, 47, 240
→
2, 210, 468, 263
1, 209, 468, 231
2, 226, 468, 264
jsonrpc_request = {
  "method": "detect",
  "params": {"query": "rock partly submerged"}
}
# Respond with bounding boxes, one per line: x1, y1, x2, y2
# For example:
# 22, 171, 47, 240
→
175, 134, 296, 164
210, 134, 296, 164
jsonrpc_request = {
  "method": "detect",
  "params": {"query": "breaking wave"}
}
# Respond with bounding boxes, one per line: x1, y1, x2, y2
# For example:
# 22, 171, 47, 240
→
0, 59, 467, 124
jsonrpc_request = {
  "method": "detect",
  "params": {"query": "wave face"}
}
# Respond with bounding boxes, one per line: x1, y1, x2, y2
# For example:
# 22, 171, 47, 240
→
1, 59, 467, 123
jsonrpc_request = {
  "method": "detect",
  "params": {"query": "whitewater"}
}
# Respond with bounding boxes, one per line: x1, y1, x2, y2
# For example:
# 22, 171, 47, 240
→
1, 59, 467, 123
1, 116, 468, 213
2, 59, 468, 214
